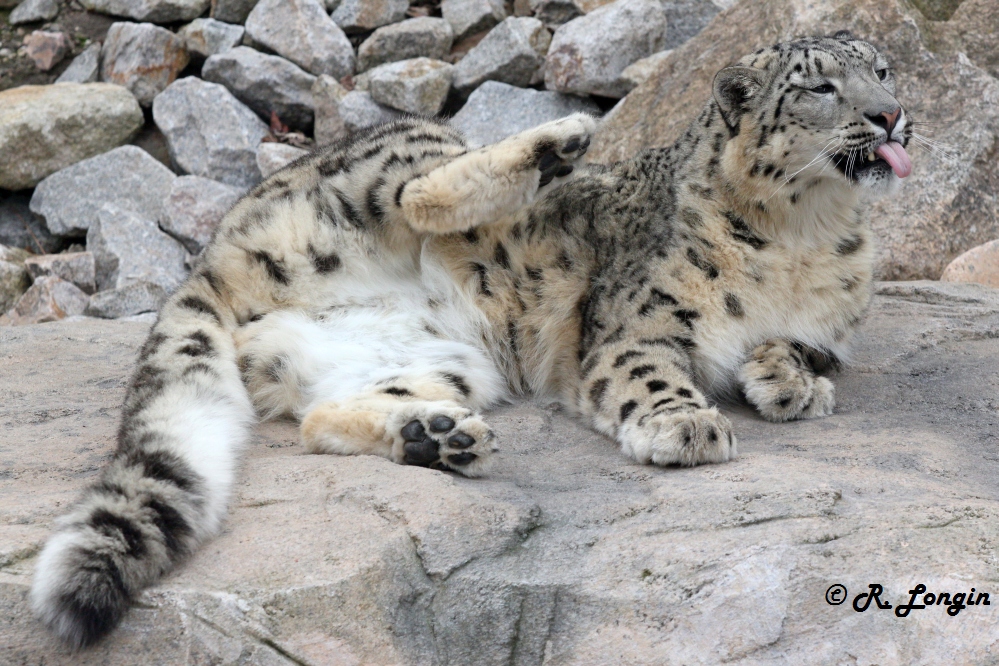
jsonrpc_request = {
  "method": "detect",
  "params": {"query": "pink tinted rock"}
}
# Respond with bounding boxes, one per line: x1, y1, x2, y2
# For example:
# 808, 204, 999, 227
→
940, 239, 999, 288
1, 275, 88, 325
23, 31, 69, 72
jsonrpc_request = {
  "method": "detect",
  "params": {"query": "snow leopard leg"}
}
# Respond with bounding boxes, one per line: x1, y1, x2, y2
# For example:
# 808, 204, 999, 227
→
401, 113, 597, 234
579, 340, 737, 467
30, 275, 254, 649
235, 309, 506, 477
739, 339, 836, 421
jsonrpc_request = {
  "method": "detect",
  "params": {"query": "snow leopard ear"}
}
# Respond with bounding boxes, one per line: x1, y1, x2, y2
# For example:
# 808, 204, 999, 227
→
832, 29, 855, 40
712, 66, 766, 134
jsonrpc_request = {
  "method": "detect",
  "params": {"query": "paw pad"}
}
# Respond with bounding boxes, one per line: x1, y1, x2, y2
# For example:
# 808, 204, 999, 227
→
399, 414, 486, 470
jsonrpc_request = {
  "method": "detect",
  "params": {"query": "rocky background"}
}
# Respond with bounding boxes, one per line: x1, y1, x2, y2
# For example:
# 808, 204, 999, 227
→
0, 0, 997, 324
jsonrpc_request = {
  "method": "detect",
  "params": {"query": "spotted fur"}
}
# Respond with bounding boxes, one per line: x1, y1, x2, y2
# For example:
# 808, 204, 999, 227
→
33, 35, 912, 648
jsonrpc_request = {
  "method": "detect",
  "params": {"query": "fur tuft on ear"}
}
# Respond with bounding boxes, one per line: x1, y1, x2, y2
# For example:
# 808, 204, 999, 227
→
832, 29, 855, 40
712, 66, 765, 133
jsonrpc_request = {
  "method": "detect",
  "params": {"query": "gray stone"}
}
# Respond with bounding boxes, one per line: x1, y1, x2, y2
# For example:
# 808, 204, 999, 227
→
357, 17, 454, 73
545, 0, 667, 98
0, 259, 31, 313
331, 0, 408, 33
311, 74, 350, 144
441, 0, 506, 40
245, 0, 355, 78
940, 239, 999, 289
368, 57, 454, 115
101, 22, 190, 106
202, 47, 317, 132
23, 252, 96, 294
179, 18, 245, 58
210, 0, 258, 23
0, 276, 88, 325
0, 192, 65, 254
6, 282, 999, 661
22, 30, 69, 71
9, 0, 59, 25
450, 80, 599, 148
55, 43, 101, 84
530, 0, 582, 29
87, 204, 188, 293
85, 281, 168, 318
80, 0, 210, 23
30, 145, 177, 238
453, 17, 550, 93
618, 49, 671, 93
0, 83, 144, 191
0, 244, 32, 265
662, 0, 720, 50
153, 77, 269, 189
256, 142, 308, 179
160, 175, 244, 254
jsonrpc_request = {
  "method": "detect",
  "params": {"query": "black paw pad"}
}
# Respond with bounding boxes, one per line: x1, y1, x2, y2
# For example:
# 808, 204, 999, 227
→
563, 137, 581, 153
447, 452, 477, 466
401, 420, 426, 441
555, 164, 573, 178
404, 437, 440, 466
537, 151, 560, 171
447, 433, 475, 449
429, 415, 455, 433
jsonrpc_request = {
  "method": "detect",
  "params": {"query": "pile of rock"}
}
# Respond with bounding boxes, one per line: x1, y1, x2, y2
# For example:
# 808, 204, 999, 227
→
1, 0, 723, 324
1, 0, 998, 326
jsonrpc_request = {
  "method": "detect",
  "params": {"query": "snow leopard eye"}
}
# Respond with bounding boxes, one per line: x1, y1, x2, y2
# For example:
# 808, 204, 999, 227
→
809, 83, 836, 95
875, 67, 889, 81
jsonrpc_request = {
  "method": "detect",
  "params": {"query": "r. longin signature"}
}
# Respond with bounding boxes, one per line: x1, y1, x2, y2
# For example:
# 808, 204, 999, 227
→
846, 584, 991, 617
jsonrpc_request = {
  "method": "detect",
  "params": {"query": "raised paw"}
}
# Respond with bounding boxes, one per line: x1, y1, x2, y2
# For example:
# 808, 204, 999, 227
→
391, 407, 496, 477
619, 408, 737, 467
740, 349, 835, 422
531, 113, 597, 187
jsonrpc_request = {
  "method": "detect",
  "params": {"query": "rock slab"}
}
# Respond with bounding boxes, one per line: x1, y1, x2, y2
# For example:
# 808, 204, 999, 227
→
3, 281, 999, 661
23, 252, 97, 294
9, 0, 60, 24
940, 239, 999, 289
0, 276, 88, 325
30, 145, 177, 238
331, 0, 409, 33
453, 16, 550, 92
55, 43, 102, 84
80, 0, 211, 23
245, 0, 355, 78
442, 0, 506, 41
160, 175, 244, 254
87, 204, 188, 293
0, 83, 144, 191
256, 142, 308, 179
450, 80, 599, 148
153, 77, 269, 189
22, 31, 68, 71
202, 46, 317, 132
178, 18, 245, 58
357, 17, 454, 73
85, 281, 168, 318
101, 22, 190, 106
367, 57, 454, 115
545, 0, 667, 98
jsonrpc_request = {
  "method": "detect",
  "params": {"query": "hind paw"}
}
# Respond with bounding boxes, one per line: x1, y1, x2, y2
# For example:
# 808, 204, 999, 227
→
390, 406, 496, 477
530, 113, 597, 187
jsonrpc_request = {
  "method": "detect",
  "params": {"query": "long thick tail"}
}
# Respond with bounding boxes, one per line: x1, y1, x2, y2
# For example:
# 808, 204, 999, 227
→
30, 278, 254, 648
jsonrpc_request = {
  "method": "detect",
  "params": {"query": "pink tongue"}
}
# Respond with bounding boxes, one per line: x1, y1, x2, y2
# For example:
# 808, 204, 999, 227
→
874, 141, 912, 178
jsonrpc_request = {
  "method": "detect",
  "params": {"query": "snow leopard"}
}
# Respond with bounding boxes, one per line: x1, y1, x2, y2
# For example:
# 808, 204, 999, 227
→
32, 32, 911, 647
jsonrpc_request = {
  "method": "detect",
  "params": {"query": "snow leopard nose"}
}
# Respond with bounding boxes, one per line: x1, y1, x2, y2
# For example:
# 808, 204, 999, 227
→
866, 107, 900, 136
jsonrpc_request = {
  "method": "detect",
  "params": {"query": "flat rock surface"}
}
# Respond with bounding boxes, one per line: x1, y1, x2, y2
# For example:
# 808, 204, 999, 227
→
2, 280, 999, 663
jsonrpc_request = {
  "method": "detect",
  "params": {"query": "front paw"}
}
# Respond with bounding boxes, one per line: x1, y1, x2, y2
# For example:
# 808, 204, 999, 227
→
741, 360, 835, 422
620, 408, 737, 467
